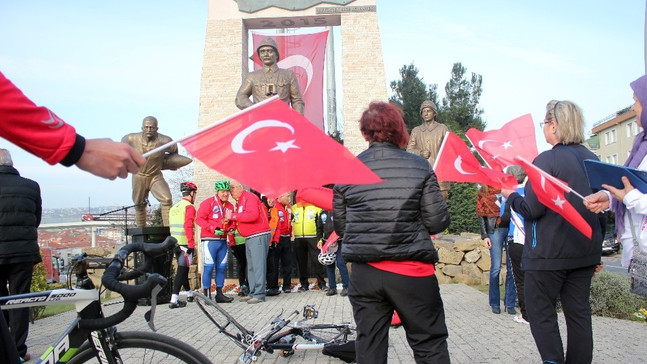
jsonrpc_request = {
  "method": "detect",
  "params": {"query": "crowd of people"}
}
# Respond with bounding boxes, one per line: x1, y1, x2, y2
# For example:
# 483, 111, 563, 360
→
3, 65, 647, 364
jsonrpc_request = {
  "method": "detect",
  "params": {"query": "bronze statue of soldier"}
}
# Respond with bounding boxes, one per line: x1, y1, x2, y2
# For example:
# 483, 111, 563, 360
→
407, 100, 451, 199
235, 37, 305, 114
122, 116, 191, 227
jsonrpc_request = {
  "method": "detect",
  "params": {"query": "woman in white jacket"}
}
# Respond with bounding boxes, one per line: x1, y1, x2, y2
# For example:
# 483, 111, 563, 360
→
585, 74, 647, 267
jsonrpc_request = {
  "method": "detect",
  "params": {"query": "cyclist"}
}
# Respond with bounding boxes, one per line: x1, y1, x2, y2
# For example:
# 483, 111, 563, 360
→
168, 181, 198, 308
196, 180, 235, 303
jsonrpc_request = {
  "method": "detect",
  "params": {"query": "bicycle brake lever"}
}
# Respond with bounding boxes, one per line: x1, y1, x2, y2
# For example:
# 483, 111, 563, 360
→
144, 284, 162, 332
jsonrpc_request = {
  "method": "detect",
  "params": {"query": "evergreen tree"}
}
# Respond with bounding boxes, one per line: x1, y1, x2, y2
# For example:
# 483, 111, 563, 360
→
439, 62, 486, 134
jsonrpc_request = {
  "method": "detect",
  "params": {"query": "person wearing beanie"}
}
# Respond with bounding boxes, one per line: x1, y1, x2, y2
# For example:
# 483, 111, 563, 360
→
585, 74, 647, 269
502, 100, 603, 364
406, 99, 451, 199
235, 37, 304, 114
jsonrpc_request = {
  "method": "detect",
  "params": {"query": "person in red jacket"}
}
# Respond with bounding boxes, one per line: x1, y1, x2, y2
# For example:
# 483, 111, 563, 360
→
226, 181, 271, 304
196, 180, 235, 303
274, 192, 293, 293
0, 71, 144, 179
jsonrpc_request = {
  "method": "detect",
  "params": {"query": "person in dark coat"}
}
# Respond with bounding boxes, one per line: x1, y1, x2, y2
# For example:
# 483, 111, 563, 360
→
0, 148, 42, 362
502, 100, 603, 364
333, 102, 450, 364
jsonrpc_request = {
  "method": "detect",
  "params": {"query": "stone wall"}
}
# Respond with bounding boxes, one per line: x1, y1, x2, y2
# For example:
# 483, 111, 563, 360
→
434, 233, 509, 286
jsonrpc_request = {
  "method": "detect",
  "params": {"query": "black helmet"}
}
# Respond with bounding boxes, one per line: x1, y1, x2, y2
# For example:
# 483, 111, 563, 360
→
180, 181, 197, 194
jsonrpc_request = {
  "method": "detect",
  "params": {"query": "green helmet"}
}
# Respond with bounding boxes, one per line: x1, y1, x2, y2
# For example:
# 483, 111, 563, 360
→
214, 180, 231, 191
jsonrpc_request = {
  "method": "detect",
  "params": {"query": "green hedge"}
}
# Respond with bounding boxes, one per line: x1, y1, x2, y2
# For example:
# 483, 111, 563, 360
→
590, 271, 647, 320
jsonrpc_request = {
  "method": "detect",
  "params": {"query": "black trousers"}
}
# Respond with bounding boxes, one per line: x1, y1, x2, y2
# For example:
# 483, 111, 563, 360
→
270, 236, 292, 290
294, 237, 326, 286
230, 244, 247, 287
349, 263, 450, 364
266, 246, 277, 289
0, 307, 20, 364
525, 266, 596, 364
0, 262, 33, 357
508, 242, 527, 320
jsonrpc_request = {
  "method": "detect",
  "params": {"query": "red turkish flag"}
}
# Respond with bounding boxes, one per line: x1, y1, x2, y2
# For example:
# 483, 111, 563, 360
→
434, 132, 517, 189
179, 97, 382, 198
252, 31, 328, 131
296, 186, 333, 211
466, 114, 538, 171
515, 156, 592, 239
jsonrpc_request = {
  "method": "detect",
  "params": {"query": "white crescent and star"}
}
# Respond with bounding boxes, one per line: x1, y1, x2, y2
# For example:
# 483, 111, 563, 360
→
230, 120, 300, 154
454, 156, 476, 175
501, 140, 512, 150
278, 55, 314, 93
478, 139, 497, 149
539, 174, 566, 209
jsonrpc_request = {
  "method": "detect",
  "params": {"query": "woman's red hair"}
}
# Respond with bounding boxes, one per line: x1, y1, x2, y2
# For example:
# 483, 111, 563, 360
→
359, 102, 409, 147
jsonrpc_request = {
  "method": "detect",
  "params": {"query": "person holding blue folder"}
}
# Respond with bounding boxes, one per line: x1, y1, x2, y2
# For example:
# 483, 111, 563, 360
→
585, 74, 647, 268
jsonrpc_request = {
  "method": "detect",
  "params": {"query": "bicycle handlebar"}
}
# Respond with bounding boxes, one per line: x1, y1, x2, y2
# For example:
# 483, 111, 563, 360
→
77, 236, 177, 331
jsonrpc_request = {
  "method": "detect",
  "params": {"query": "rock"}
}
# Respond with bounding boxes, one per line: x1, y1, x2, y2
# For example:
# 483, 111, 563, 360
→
433, 240, 454, 251
435, 270, 453, 284
481, 271, 490, 285
461, 262, 482, 282
476, 249, 491, 271
437, 247, 464, 265
442, 264, 463, 277
453, 273, 482, 285
464, 250, 481, 263
454, 240, 482, 252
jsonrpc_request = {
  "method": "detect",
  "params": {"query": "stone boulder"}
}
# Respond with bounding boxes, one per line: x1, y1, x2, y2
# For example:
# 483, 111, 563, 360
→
464, 249, 481, 263
441, 264, 463, 277
437, 247, 464, 265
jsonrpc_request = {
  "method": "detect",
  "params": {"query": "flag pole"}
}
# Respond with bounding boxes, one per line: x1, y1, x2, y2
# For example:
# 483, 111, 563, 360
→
432, 132, 449, 171
465, 133, 494, 170
142, 95, 281, 158
516, 156, 587, 201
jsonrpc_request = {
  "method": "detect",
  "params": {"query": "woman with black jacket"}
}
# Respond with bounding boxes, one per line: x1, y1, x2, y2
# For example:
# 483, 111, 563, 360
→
333, 102, 450, 364
502, 100, 603, 364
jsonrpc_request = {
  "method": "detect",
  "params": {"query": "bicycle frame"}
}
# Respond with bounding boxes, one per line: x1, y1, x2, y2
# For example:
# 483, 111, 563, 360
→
0, 288, 109, 364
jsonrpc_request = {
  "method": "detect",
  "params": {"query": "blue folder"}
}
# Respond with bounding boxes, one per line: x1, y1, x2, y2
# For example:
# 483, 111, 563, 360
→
584, 159, 647, 193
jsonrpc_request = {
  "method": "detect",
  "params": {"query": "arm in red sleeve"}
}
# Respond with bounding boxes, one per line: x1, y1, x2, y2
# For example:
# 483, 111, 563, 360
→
232, 195, 260, 223
195, 198, 213, 232
0, 71, 83, 165
184, 204, 196, 249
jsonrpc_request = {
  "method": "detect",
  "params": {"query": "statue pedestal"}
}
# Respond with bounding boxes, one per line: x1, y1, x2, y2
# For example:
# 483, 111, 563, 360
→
126, 227, 173, 305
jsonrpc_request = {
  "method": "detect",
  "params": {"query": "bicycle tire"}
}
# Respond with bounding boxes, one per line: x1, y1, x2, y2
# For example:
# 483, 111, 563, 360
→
67, 330, 211, 364
193, 292, 251, 350
297, 323, 356, 344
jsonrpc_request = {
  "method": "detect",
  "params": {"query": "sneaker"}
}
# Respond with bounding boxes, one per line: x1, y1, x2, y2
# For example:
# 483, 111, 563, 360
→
241, 285, 250, 296
186, 295, 194, 302
491, 306, 501, 314
513, 315, 530, 325
326, 289, 338, 296
247, 297, 264, 304
239, 295, 252, 301
169, 301, 187, 309
297, 285, 309, 292
506, 307, 517, 315
318, 283, 327, 291
282, 287, 292, 293
21, 353, 31, 362
340, 288, 348, 297
238, 290, 247, 297
266, 288, 281, 296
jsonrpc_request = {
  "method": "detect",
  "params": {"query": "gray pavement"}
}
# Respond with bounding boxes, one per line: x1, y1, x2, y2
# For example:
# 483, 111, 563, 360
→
27, 284, 646, 363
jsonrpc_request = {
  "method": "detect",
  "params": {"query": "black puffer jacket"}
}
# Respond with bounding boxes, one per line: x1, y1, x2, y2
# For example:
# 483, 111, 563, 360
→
333, 142, 449, 263
0, 165, 42, 264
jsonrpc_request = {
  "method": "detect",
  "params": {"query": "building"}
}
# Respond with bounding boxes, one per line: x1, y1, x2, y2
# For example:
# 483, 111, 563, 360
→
591, 106, 641, 165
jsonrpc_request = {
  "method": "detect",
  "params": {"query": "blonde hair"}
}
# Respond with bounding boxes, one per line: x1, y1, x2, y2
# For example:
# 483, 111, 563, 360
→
546, 100, 585, 144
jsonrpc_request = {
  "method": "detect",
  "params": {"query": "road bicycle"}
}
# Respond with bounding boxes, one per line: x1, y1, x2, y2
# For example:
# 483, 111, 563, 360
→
0, 236, 211, 364
192, 293, 356, 363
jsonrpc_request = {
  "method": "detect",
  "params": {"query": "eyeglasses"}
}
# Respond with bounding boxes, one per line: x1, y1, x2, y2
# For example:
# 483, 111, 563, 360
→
539, 120, 553, 128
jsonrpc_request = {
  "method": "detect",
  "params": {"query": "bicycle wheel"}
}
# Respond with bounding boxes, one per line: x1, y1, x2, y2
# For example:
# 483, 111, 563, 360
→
68, 331, 211, 364
299, 323, 356, 344
193, 292, 251, 350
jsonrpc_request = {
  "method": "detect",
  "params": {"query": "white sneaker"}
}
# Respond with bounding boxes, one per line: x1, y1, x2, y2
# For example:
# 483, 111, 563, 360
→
513, 315, 529, 325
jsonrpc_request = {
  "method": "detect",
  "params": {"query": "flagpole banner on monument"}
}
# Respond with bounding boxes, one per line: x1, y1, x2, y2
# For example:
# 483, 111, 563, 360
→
466, 114, 538, 171
180, 97, 382, 197
252, 30, 329, 131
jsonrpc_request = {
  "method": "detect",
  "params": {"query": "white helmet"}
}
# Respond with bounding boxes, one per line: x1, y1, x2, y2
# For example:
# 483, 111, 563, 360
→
318, 251, 336, 266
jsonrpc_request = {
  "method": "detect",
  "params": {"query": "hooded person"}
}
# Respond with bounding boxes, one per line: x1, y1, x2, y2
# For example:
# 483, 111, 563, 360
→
235, 36, 305, 114
585, 74, 647, 270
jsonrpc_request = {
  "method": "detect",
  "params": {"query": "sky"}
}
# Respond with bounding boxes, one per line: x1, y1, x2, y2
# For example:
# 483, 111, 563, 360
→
0, 0, 644, 209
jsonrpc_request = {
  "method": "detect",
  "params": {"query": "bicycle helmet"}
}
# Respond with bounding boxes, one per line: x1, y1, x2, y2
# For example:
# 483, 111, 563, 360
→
180, 181, 197, 194
318, 251, 336, 266
214, 180, 231, 191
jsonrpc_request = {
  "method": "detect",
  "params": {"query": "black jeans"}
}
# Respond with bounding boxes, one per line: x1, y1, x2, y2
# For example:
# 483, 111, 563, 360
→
230, 244, 247, 287
294, 237, 326, 287
349, 263, 450, 364
0, 262, 33, 357
271, 236, 292, 290
508, 242, 526, 320
525, 266, 596, 364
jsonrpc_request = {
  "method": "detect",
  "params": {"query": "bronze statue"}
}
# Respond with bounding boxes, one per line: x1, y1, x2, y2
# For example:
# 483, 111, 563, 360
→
407, 100, 451, 199
235, 37, 305, 114
121, 116, 191, 227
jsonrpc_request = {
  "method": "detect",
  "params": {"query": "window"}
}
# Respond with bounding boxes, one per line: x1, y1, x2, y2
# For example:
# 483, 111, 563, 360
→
604, 129, 617, 145
627, 122, 634, 137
